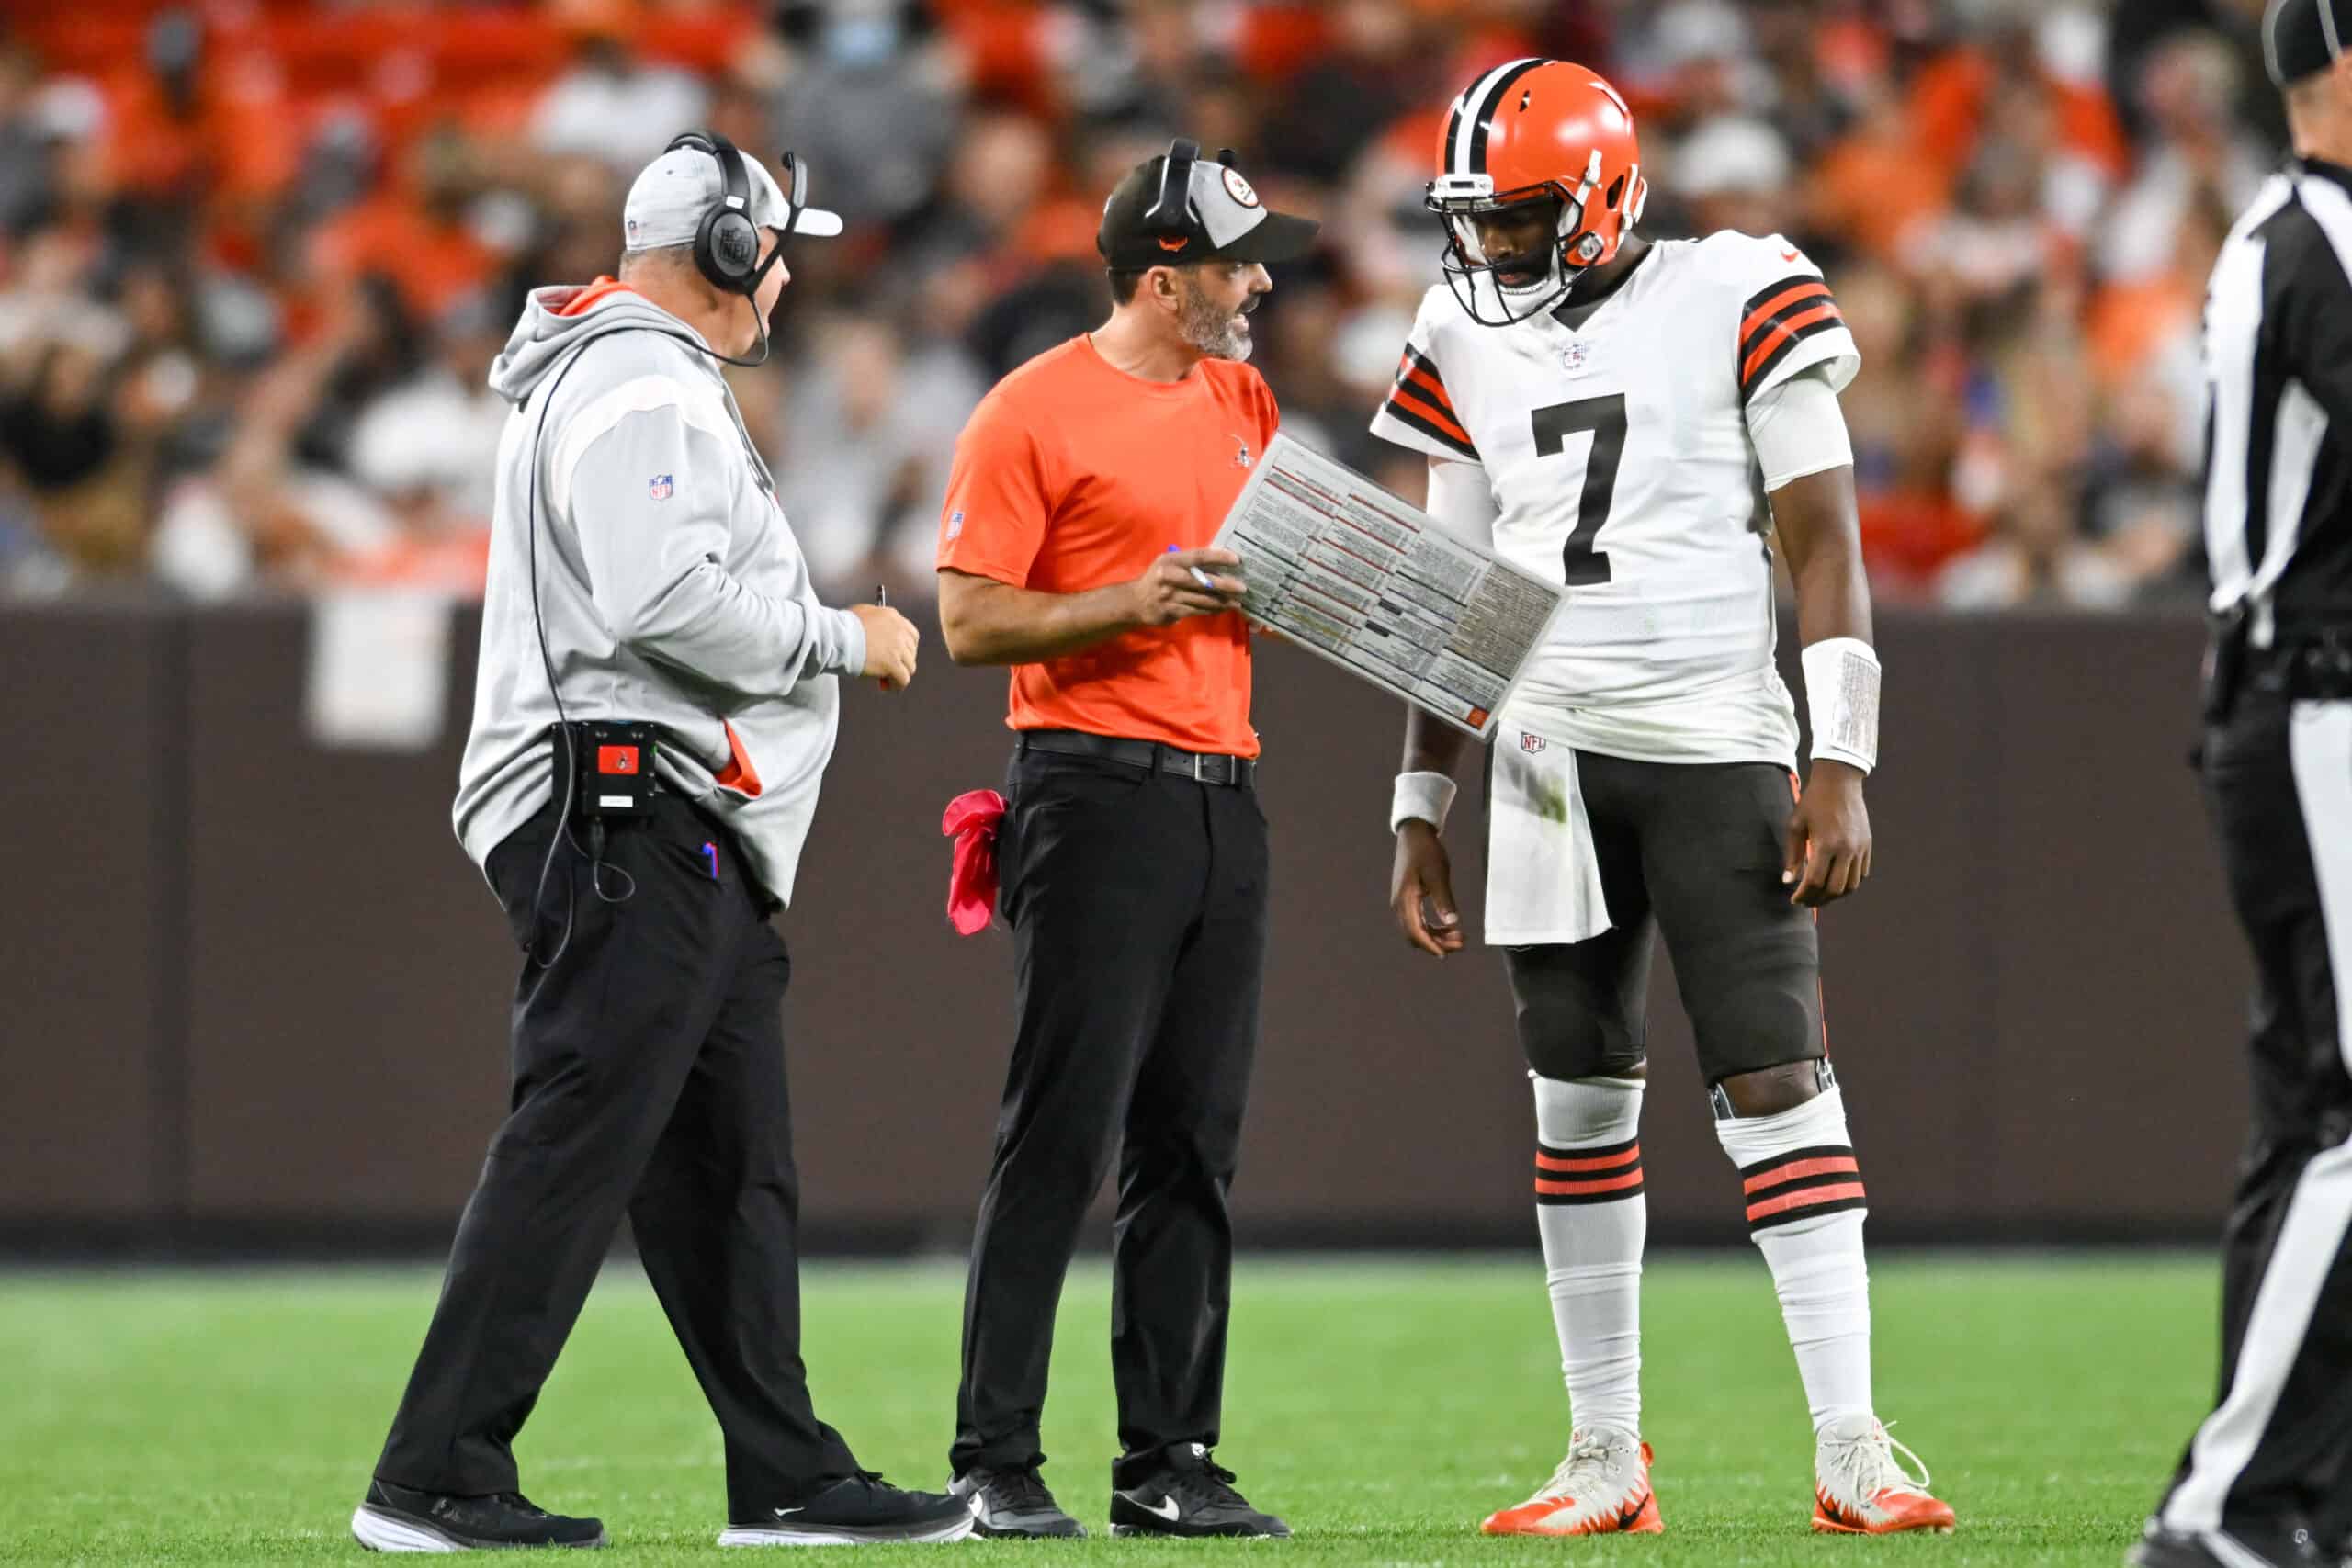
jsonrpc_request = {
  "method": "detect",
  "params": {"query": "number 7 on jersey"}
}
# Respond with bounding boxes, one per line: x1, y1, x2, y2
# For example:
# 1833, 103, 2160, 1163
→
1531, 394, 1627, 587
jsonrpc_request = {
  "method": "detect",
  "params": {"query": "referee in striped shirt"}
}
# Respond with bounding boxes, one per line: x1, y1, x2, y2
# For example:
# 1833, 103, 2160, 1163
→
2135, 6, 2352, 1568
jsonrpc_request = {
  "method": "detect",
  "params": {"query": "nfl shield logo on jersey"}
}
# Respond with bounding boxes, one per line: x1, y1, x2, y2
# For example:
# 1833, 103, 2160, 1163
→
1522, 732, 1548, 753
1562, 341, 1593, 377
648, 474, 674, 502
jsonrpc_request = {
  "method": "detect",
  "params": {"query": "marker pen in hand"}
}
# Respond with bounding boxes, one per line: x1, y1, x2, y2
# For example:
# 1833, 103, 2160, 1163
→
1168, 543, 1218, 592
876, 582, 895, 691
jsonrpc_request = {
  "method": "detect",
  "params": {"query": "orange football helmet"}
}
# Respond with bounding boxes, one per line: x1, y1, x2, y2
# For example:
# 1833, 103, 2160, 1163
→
1427, 58, 1648, 325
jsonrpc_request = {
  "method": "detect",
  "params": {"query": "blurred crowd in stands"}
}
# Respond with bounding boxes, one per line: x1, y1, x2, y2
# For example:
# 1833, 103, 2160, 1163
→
0, 0, 2286, 609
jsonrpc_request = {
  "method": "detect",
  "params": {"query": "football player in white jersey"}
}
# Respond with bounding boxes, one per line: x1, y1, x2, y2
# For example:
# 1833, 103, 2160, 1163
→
1369, 58, 1955, 1540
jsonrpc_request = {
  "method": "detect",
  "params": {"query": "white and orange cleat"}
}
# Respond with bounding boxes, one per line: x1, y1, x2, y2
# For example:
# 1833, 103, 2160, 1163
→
1811, 1415, 1956, 1535
1480, 1427, 1663, 1537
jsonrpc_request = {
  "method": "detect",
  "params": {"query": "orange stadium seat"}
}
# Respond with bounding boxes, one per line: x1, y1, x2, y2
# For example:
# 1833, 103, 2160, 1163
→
933, 1, 1056, 112
1231, 6, 1329, 82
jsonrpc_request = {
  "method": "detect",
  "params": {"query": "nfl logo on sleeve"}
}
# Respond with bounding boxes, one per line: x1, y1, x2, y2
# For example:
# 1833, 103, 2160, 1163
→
649, 474, 674, 501
945, 510, 965, 541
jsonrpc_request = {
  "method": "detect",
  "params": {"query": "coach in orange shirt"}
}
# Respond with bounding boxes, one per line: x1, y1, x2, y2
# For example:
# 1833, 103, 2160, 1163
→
933, 141, 1316, 1541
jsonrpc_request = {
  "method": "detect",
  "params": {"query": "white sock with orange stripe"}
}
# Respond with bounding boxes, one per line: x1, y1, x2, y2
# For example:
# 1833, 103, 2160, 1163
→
1532, 1074, 1645, 1436
1713, 1086, 1872, 1436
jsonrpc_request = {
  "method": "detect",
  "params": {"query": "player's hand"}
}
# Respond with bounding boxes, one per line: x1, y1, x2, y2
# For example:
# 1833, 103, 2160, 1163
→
1392, 819, 1465, 957
850, 602, 919, 689
1783, 760, 1871, 907
1127, 548, 1247, 627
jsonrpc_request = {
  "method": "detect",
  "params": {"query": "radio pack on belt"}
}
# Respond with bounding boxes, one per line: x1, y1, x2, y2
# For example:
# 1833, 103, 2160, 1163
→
551, 720, 659, 821
2202, 606, 2250, 725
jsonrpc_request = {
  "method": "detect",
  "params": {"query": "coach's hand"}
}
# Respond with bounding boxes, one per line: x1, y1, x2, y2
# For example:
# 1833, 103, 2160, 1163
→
1393, 820, 1465, 958
1784, 761, 1871, 907
851, 602, 920, 689
1128, 548, 1247, 627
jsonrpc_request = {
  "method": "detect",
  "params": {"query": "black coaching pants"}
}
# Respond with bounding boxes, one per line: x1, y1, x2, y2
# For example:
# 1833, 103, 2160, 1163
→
2161, 687, 2352, 1546
951, 742, 1270, 1487
375, 796, 858, 1515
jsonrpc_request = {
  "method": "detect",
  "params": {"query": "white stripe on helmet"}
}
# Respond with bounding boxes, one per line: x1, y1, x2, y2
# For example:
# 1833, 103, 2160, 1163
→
1449, 57, 1542, 175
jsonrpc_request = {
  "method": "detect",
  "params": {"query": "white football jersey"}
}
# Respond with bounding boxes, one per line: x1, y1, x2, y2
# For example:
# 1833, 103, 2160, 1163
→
1370, 231, 1860, 768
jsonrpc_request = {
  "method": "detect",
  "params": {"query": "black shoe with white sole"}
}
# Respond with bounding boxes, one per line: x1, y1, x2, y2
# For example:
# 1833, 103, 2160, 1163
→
2128, 1517, 2323, 1568
352, 1479, 606, 1551
1108, 1444, 1288, 1539
718, 1472, 977, 1547
947, 1466, 1085, 1539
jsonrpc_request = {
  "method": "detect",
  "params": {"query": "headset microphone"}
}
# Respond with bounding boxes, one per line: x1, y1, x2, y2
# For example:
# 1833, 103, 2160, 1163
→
662, 133, 818, 369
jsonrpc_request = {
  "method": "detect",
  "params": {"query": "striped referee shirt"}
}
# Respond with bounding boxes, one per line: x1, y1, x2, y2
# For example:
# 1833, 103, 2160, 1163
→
2205, 156, 2352, 646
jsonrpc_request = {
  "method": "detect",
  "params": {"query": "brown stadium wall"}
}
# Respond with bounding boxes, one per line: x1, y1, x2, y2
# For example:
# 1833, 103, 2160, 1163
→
0, 602, 2246, 1253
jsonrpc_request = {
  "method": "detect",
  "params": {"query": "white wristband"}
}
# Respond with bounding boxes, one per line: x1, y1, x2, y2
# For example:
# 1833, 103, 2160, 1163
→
1391, 771, 1458, 833
1801, 637, 1881, 774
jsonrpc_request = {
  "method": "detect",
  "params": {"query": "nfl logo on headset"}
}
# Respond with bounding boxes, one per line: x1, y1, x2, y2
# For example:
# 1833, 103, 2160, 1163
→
648, 474, 673, 501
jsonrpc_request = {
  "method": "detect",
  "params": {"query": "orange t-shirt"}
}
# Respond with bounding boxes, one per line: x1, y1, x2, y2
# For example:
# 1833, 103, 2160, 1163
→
937, 334, 1281, 758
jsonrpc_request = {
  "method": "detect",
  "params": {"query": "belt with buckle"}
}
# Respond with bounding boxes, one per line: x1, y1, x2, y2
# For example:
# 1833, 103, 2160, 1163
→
2249, 634, 2352, 701
1017, 728, 1257, 788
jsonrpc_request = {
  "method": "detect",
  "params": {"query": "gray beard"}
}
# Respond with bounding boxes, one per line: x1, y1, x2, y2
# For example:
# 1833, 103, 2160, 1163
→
1179, 281, 1253, 362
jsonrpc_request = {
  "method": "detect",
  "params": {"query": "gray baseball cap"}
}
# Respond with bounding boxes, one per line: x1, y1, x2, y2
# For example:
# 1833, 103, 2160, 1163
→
622, 141, 843, 253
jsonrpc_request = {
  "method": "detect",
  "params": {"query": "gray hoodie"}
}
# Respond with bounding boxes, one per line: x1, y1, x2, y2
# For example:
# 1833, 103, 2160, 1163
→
453, 280, 867, 908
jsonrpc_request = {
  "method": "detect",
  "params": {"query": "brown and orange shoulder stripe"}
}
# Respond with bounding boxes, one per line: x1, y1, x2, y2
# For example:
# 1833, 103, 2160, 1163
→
1382, 345, 1480, 461
1737, 274, 1845, 403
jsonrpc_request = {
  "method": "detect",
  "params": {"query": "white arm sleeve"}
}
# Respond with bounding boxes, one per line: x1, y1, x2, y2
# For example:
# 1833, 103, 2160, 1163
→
1745, 365, 1855, 493
1424, 455, 1498, 548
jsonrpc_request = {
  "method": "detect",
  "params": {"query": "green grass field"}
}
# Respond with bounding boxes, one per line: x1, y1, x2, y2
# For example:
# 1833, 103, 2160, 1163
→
1, 1255, 2214, 1566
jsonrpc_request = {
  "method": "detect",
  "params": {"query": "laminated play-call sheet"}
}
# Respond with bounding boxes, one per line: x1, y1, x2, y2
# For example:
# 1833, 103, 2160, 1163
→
1213, 434, 1562, 738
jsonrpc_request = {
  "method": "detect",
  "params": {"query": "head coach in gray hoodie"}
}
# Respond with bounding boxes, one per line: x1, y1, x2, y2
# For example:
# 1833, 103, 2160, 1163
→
351, 133, 968, 1553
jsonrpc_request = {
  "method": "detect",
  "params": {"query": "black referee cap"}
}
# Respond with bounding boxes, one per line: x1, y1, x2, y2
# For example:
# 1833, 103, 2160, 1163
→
2266, 0, 2346, 87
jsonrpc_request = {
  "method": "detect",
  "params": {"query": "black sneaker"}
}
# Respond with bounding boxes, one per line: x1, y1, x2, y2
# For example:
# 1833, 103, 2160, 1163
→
718, 1472, 977, 1547
2128, 1518, 2321, 1568
352, 1479, 606, 1551
948, 1466, 1086, 1539
1109, 1444, 1288, 1539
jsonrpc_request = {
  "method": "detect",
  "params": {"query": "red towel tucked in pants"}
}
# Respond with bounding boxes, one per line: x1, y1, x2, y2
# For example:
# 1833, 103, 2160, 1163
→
941, 789, 1006, 935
